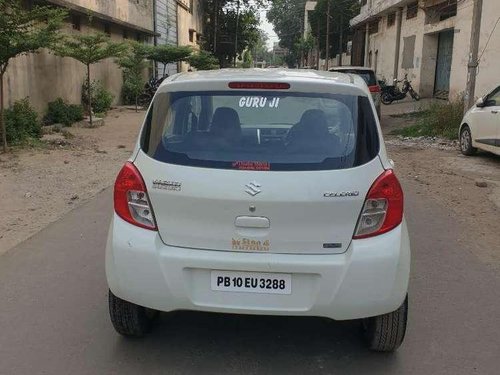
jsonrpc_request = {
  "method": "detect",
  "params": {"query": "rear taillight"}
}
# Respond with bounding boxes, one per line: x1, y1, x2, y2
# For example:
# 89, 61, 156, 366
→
114, 162, 157, 231
353, 170, 403, 239
369, 85, 381, 93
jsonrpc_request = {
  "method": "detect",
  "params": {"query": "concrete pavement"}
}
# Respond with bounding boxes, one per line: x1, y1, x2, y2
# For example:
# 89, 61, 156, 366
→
1, 182, 500, 374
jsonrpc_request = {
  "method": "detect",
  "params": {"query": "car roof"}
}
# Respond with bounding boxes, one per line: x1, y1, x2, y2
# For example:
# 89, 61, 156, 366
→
329, 66, 375, 72
159, 68, 369, 95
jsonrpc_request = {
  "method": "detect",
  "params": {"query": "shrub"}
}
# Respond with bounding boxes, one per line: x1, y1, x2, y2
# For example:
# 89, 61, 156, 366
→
5, 98, 41, 144
44, 98, 84, 126
391, 97, 464, 140
82, 80, 114, 114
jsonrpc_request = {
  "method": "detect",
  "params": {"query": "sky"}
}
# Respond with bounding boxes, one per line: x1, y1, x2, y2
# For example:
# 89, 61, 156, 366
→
259, 9, 279, 49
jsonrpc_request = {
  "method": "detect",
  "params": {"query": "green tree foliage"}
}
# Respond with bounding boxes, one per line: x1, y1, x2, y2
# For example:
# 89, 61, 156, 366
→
203, 0, 263, 67
0, 0, 67, 152
187, 50, 220, 70
117, 41, 151, 111
54, 31, 126, 125
309, 0, 359, 61
148, 45, 192, 76
267, 0, 307, 67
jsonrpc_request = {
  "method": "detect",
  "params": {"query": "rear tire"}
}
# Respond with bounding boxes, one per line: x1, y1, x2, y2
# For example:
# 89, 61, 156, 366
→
381, 92, 393, 105
362, 296, 408, 352
460, 125, 477, 156
108, 290, 157, 337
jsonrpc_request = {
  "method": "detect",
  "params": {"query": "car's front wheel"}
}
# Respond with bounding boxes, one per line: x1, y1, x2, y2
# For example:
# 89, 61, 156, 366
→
108, 290, 157, 337
361, 296, 408, 352
460, 125, 477, 156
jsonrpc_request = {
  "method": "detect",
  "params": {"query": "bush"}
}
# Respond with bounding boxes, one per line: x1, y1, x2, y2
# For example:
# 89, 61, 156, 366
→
44, 98, 84, 126
121, 73, 144, 105
5, 98, 41, 144
391, 97, 464, 140
82, 80, 114, 114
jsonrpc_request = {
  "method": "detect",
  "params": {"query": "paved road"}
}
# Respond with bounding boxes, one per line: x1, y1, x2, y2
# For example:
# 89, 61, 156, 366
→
1, 182, 500, 375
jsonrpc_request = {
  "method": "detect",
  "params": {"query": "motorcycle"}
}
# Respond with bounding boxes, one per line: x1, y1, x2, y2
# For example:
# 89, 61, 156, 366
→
137, 76, 168, 108
380, 74, 420, 105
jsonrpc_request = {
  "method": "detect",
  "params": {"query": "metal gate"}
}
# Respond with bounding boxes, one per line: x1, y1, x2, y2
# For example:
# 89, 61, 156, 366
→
434, 30, 454, 99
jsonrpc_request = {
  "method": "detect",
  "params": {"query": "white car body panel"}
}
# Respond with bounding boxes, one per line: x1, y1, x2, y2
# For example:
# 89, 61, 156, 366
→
107, 69, 410, 320
460, 87, 500, 155
106, 214, 410, 320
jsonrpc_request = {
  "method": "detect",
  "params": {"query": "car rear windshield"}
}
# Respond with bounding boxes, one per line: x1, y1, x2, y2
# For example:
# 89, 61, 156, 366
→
338, 70, 377, 86
141, 91, 379, 171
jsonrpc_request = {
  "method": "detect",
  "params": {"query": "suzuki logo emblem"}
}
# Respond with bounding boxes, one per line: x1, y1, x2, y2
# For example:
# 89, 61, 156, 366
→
245, 181, 262, 196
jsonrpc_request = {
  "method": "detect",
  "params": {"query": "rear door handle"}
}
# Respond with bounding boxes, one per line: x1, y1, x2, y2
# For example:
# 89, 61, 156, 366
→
235, 216, 270, 229
492, 110, 499, 114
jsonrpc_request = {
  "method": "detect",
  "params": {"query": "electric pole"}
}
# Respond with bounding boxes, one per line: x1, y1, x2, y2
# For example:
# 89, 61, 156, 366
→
465, 0, 483, 113
338, 13, 343, 67
325, 0, 330, 71
234, 0, 241, 67
213, 0, 219, 54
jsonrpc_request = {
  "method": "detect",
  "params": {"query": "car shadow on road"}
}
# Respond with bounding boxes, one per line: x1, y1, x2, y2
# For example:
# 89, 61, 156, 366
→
110, 311, 404, 374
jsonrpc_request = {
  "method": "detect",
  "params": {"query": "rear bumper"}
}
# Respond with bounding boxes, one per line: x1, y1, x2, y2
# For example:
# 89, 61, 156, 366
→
106, 214, 410, 320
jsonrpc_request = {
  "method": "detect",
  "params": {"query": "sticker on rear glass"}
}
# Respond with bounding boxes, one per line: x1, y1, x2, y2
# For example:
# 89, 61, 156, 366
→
239, 97, 280, 108
233, 161, 270, 171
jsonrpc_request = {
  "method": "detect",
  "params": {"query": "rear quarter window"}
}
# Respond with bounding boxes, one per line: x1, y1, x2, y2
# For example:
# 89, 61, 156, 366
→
141, 90, 379, 171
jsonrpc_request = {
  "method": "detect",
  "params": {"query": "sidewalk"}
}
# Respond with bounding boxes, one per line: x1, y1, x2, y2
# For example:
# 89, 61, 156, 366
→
381, 98, 442, 117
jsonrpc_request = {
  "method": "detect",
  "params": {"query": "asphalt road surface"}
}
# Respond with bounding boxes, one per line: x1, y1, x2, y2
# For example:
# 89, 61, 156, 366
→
1, 182, 499, 375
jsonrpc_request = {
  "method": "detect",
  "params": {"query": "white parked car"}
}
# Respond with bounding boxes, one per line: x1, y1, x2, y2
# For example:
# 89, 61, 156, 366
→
460, 86, 500, 156
106, 69, 411, 352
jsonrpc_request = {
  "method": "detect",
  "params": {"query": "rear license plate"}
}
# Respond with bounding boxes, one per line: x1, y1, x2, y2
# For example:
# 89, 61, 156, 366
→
210, 270, 292, 295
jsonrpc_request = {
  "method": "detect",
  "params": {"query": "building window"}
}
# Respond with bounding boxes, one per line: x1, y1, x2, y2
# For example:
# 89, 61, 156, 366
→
360, 0, 367, 5
407, 2, 418, 19
387, 12, 396, 27
189, 0, 194, 14
369, 20, 379, 34
402, 35, 416, 69
104, 23, 111, 36
189, 29, 195, 43
440, 1, 457, 21
136, 32, 142, 42
71, 15, 81, 31
123, 29, 128, 39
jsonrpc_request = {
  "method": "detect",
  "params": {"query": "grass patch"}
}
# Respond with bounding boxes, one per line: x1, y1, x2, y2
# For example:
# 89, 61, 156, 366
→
390, 98, 463, 140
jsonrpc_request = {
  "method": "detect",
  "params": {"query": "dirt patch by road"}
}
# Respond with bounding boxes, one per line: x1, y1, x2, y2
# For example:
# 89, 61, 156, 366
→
382, 113, 500, 270
0, 107, 144, 254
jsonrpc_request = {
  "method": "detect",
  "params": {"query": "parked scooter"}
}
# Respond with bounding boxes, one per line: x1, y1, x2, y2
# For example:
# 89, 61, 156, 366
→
380, 74, 420, 105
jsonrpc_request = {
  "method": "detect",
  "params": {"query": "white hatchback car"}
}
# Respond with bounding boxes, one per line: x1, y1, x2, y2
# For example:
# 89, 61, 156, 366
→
106, 69, 411, 352
459, 86, 500, 156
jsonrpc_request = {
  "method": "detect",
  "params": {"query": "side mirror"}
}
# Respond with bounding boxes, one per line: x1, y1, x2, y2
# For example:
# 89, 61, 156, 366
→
476, 97, 485, 107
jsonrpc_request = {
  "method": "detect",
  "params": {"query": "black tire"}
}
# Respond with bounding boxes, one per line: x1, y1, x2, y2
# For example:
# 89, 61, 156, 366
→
108, 290, 157, 337
137, 94, 152, 108
410, 89, 420, 101
362, 296, 408, 352
381, 92, 393, 105
460, 125, 477, 156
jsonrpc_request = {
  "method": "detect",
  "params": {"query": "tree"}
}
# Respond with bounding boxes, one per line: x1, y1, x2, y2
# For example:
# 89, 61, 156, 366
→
187, 50, 220, 70
267, 0, 307, 67
117, 41, 151, 111
54, 31, 126, 126
309, 0, 359, 63
148, 45, 192, 76
0, 0, 67, 153
203, 0, 264, 67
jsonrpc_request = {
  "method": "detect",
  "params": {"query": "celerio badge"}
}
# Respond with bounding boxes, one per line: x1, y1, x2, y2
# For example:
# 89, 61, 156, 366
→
152, 180, 181, 191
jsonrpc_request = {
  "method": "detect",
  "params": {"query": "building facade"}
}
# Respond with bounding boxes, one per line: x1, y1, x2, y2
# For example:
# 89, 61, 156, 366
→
155, 0, 178, 76
5, 0, 155, 111
176, 0, 204, 72
350, 0, 500, 100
